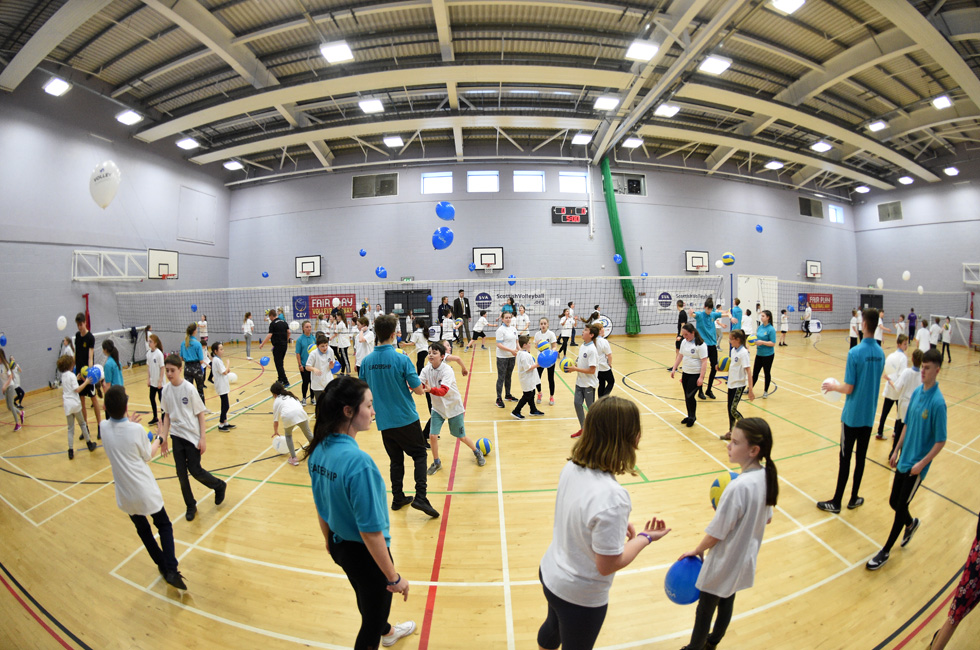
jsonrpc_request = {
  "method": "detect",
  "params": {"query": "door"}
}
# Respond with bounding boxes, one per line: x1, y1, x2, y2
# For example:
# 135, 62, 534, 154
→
860, 294, 883, 311
385, 289, 433, 333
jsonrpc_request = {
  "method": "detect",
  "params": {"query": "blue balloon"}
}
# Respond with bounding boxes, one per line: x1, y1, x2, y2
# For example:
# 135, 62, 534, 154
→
788, 306, 796, 312
262, 271, 269, 278
468, 262, 477, 272
537, 349, 558, 368
259, 356, 270, 366
613, 254, 623, 265
426, 294, 433, 302
664, 556, 702, 605
641, 272, 649, 277
148, 431, 154, 441
332, 360, 342, 373
359, 249, 367, 257
435, 201, 455, 221
508, 274, 517, 286
756, 224, 763, 233
432, 226, 454, 250
375, 266, 387, 279
191, 304, 198, 312
0, 335, 6, 347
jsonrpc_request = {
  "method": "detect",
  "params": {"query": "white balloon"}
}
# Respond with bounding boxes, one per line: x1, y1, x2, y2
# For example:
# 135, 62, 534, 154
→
876, 277, 884, 289
272, 435, 289, 454
331, 298, 341, 308
227, 372, 238, 384
822, 378, 842, 402
715, 260, 724, 269
902, 270, 911, 281
917, 285, 924, 295
89, 160, 121, 209
56, 315, 67, 331
289, 320, 300, 332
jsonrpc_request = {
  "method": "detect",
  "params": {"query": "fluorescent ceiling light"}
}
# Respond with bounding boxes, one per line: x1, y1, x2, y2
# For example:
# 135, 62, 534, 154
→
593, 96, 620, 111
43, 77, 71, 96
770, 0, 805, 15
867, 120, 887, 132
764, 160, 784, 170
383, 135, 404, 148
854, 185, 870, 194
115, 109, 142, 125
698, 55, 732, 75
810, 140, 832, 153
944, 166, 959, 176
654, 103, 680, 118
223, 160, 244, 170
932, 95, 952, 110
625, 40, 659, 61
176, 137, 199, 150
814, 193, 825, 198
622, 137, 644, 149
898, 176, 913, 185
320, 41, 353, 63
359, 98, 384, 114
571, 133, 593, 145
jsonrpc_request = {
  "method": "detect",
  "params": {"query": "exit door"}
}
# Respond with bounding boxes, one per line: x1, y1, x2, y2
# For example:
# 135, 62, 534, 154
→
385, 289, 433, 333
860, 294, 883, 311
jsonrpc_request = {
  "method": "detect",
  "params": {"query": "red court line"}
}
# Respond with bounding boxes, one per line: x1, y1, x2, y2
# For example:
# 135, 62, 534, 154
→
0, 573, 76, 650
891, 591, 955, 650
418, 351, 478, 650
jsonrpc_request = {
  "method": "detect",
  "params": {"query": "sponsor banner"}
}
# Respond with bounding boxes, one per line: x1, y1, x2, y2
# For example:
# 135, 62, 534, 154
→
492, 289, 548, 320
798, 292, 833, 312
656, 288, 715, 313
293, 293, 358, 321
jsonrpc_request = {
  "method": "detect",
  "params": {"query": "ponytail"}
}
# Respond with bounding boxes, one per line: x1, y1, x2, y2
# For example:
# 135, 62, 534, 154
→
305, 376, 370, 459
681, 322, 703, 347
736, 417, 778, 506
102, 340, 121, 367
270, 381, 299, 402
185, 323, 197, 348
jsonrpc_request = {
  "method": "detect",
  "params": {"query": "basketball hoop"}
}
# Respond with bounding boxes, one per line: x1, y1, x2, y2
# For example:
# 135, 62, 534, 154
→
811, 273, 822, 281
160, 273, 175, 280
695, 265, 708, 276
484, 263, 494, 275
299, 271, 311, 283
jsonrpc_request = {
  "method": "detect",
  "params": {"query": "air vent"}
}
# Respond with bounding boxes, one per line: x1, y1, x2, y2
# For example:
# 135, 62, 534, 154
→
352, 173, 398, 198
799, 197, 823, 218
877, 201, 903, 222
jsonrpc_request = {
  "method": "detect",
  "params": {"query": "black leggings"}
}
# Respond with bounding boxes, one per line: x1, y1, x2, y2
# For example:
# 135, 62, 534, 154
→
883, 470, 922, 553
832, 424, 872, 506
557, 336, 570, 357
704, 345, 718, 394
328, 536, 393, 650
942, 342, 952, 362
149, 385, 162, 420
299, 369, 312, 399
337, 346, 351, 373
877, 397, 896, 435
597, 369, 615, 398
681, 372, 701, 421
416, 351, 428, 374
183, 362, 206, 402
687, 591, 736, 649
752, 354, 774, 392
727, 386, 745, 431
536, 365, 555, 396
495, 356, 515, 399
537, 571, 608, 650
219, 394, 229, 424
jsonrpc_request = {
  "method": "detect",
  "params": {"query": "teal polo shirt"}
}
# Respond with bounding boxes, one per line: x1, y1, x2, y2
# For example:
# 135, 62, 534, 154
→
841, 337, 886, 428
103, 357, 124, 386
731, 306, 743, 327
898, 383, 946, 480
358, 344, 421, 430
755, 323, 776, 357
309, 434, 390, 545
295, 333, 317, 366
695, 310, 723, 346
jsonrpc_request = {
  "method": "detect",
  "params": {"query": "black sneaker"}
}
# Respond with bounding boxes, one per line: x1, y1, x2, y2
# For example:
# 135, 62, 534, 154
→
511, 411, 525, 420
686, 419, 696, 428
68, 449, 74, 460
218, 424, 230, 431
816, 501, 841, 514
847, 497, 865, 510
698, 391, 706, 400
901, 518, 920, 547
705, 391, 717, 400
504, 395, 519, 402
225, 423, 236, 429
865, 550, 889, 570
495, 398, 505, 408
164, 569, 188, 590
87, 441, 97, 452
411, 496, 440, 518
681, 417, 692, 425
391, 496, 414, 511
185, 508, 197, 521
214, 482, 227, 505
529, 410, 545, 416
147, 418, 158, 426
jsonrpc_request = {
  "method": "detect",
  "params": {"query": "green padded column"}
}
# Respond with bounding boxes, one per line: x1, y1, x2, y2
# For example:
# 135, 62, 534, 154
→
599, 157, 640, 335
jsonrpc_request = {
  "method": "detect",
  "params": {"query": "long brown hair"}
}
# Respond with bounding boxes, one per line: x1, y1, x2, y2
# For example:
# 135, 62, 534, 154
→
184, 322, 197, 347
735, 417, 778, 506
569, 396, 639, 475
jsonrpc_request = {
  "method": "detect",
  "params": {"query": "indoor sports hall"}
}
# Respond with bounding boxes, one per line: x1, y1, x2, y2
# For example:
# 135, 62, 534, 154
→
1, 2, 979, 649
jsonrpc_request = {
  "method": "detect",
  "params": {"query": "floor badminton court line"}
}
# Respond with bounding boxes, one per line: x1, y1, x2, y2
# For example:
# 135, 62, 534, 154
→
493, 422, 516, 649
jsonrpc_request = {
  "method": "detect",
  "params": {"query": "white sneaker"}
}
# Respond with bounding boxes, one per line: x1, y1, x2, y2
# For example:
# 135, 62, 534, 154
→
246, 357, 252, 360
301, 398, 307, 406
381, 621, 416, 647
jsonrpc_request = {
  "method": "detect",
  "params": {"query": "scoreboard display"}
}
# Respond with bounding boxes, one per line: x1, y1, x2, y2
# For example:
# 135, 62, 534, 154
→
551, 206, 589, 224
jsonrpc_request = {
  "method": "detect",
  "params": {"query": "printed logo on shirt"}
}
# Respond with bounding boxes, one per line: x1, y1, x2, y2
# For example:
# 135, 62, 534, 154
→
181, 397, 189, 404
921, 409, 928, 420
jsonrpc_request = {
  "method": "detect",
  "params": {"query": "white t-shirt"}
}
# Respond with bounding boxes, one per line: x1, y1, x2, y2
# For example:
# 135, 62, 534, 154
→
575, 342, 599, 389
243, 318, 254, 336
273, 395, 308, 427
355, 329, 375, 362
101, 417, 165, 516
428, 325, 441, 343
211, 356, 230, 396
373, 309, 385, 323
514, 313, 530, 335
442, 316, 456, 340
883, 349, 908, 400
161, 379, 206, 446
895, 367, 922, 421
306, 347, 336, 391
495, 324, 518, 359
539, 462, 631, 607
780, 315, 788, 332
419, 361, 464, 419
849, 316, 859, 339
915, 327, 931, 352
874, 323, 883, 342
410, 331, 429, 356
594, 336, 612, 372
334, 322, 351, 348
61, 370, 82, 415
473, 316, 489, 333
727, 346, 751, 389
929, 323, 941, 345
317, 318, 331, 334
942, 322, 951, 343
534, 329, 557, 351
559, 316, 574, 337
679, 338, 708, 374
197, 319, 208, 338
804, 307, 812, 320
147, 348, 165, 388
895, 321, 907, 338
697, 467, 773, 598
740, 316, 755, 337
516, 350, 538, 392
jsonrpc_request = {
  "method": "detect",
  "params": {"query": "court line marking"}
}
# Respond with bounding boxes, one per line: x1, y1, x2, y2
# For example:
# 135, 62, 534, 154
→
23, 463, 114, 514
0, 455, 73, 502
494, 422, 516, 649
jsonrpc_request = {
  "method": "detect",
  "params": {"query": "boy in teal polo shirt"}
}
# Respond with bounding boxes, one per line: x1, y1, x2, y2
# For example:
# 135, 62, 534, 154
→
693, 297, 726, 400
295, 320, 317, 405
818, 308, 886, 514
866, 348, 946, 570
359, 315, 439, 518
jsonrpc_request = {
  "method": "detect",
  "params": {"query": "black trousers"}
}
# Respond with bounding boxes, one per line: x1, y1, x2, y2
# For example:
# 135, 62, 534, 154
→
752, 354, 774, 392
597, 369, 615, 398
381, 420, 428, 500
336, 346, 351, 373
514, 389, 541, 416
892, 419, 905, 456
832, 424, 872, 506
299, 368, 312, 399
328, 536, 393, 650
727, 386, 746, 431
536, 365, 555, 396
183, 363, 206, 402
416, 351, 428, 374
272, 344, 288, 385
557, 336, 570, 357
495, 356, 515, 399
883, 470, 923, 553
687, 591, 736, 650
171, 435, 225, 510
149, 385, 162, 420
877, 397, 897, 435
804, 320, 811, 336
849, 336, 858, 349
537, 570, 607, 650
130, 507, 178, 574
681, 373, 700, 421
219, 394, 229, 424
942, 342, 952, 362
704, 345, 718, 394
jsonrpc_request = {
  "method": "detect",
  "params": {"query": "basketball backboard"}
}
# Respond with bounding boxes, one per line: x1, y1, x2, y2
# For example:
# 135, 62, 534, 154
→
685, 250, 709, 272
472, 247, 504, 270
805, 260, 822, 279
295, 255, 322, 279
147, 249, 179, 279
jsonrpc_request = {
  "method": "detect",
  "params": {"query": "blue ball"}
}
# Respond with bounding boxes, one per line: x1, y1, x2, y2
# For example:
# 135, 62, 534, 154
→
262, 271, 269, 278
332, 360, 342, 373
613, 254, 623, 264
476, 437, 492, 455
641, 272, 648, 277
375, 266, 387, 279
788, 306, 796, 312
468, 262, 476, 272
191, 304, 198, 312
508, 274, 517, 286
664, 556, 702, 605
756, 224, 763, 233
435, 201, 455, 221
537, 349, 558, 368
432, 226, 454, 250
259, 356, 270, 366
147, 430, 154, 441
0, 335, 6, 346
359, 249, 367, 257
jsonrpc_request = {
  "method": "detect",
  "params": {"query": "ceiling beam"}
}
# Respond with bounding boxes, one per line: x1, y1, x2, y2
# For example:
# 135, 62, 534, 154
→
137, 65, 633, 142
726, 31, 825, 72
432, 0, 455, 63
307, 141, 334, 167
0, 0, 115, 92
877, 97, 980, 140
190, 115, 600, 164
453, 125, 464, 161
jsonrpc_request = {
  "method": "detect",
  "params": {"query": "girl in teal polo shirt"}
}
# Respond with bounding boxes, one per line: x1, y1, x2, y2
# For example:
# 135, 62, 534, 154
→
101, 340, 124, 389
306, 376, 416, 649
751, 310, 778, 398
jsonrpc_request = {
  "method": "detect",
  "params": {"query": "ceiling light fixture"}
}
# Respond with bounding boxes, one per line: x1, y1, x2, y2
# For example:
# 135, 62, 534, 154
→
115, 109, 143, 125
898, 176, 913, 185
854, 186, 870, 194
43, 77, 72, 96
622, 137, 644, 149
932, 95, 952, 110
770, 0, 805, 15
867, 120, 887, 132
320, 41, 353, 64
764, 160, 784, 170
571, 133, 593, 145
358, 98, 384, 114
698, 54, 732, 75
223, 160, 244, 170
810, 140, 832, 153
383, 135, 404, 148
625, 40, 659, 62
654, 103, 680, 118
593, 96, 620, 111
944, 166, 959, 176
176, 137, 200, 150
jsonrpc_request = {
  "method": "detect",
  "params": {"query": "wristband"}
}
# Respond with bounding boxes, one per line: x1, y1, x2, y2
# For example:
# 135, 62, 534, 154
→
637, 532, 654, 545
386, 573, 401, 586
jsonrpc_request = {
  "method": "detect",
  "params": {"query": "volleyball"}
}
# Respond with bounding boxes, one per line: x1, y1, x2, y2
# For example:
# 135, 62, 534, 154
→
722, 252, 735, 266
710, 471, 739, 510
272, 435, 289, 454
747, 335, 758, 346
560, 357, 574, 372
332, 361, 342, 373
476, 437, 492, 455
455, 318, 463, 326
718, 356, 731, 372
536, 339, 550, 352
227, 372, 238, 384
80, 365, 88, 376
307, 343, 316, 356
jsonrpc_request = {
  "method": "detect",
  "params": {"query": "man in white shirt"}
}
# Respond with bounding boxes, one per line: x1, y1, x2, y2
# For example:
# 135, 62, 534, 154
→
567, 323, 599, 439
877, 335, 909, 440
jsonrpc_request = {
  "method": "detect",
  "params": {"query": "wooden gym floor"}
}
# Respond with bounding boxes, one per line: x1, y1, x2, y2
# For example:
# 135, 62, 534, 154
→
1, 330, 978, 649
